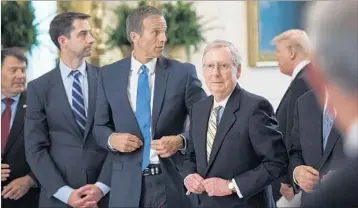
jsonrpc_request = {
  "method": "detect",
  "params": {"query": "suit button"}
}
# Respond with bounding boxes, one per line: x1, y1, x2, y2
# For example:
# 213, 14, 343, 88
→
82, 169, 85, 173
137, 162, 142, 167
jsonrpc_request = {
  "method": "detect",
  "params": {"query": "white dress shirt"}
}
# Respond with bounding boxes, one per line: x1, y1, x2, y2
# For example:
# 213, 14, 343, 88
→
292, 60, 310, 80
54, 60, 109, 204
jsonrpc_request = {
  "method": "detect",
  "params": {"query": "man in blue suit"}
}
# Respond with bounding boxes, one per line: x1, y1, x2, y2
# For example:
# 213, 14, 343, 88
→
25, 12, 109, 207
94, 5, 206, 208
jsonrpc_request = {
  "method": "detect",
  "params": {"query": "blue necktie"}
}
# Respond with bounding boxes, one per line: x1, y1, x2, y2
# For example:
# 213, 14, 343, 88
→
136, 65, 151, 170
323, 108, 334, 151
70, 70, 87, 133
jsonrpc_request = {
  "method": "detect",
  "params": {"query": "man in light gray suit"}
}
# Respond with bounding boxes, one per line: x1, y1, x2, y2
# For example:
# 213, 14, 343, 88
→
25, 12, 110, 207
94, 6, 206, 208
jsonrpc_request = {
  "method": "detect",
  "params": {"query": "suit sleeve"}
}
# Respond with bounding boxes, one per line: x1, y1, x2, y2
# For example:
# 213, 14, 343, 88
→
287, 100, 305, 193
24, 82, 67, 197
233, 99, 288, 199
93, 68, 115, 150
181, 64, 206, 139
96, 153, 113, 186
183, 107, 197, 178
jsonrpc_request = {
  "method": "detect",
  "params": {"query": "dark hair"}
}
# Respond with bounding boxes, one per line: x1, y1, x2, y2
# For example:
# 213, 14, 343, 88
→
49, 12, 90, 49
1, 47, 27, 66
126, 6, 163, 43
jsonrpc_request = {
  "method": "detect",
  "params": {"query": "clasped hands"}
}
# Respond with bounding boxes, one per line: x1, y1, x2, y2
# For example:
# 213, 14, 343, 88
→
109, 133, 183, 157
294, 165, 335, 193
184, 173, 233, 197
67, 185, 103, 208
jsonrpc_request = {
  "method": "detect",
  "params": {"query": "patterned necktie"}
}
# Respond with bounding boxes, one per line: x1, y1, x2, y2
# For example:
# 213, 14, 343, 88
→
1, 98, 14, 152
323, 108, 334, 151
70, 70, 87, 133
206, 105, 222, 162
136, 65, 151, 170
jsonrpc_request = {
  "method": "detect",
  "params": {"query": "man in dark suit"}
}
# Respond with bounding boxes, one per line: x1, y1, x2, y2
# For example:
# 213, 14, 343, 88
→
93, 6, 206, 208
183, 40, 288, 208
302, 1, 358, 207
1, 48, 39, 208
25, 12, 110, 208
287, 90, 346, 206
270, 29, 312, 202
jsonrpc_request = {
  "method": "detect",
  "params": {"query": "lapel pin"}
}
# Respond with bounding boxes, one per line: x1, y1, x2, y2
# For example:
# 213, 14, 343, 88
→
23, 104, 27, 108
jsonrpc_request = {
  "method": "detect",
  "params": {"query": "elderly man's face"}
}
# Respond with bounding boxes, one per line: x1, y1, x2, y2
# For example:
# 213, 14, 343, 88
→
275, 42, 294, 76
202, 47, 240, 101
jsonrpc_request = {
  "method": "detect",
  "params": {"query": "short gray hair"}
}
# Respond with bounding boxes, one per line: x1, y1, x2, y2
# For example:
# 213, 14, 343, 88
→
126, 6, 163, 44
307, 1, 358, 96
202, 40, 242, 67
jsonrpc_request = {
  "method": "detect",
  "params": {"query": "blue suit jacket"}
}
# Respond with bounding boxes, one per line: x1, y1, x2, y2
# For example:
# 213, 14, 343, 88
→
94, 56, 206, 208
25, 64, 109, 207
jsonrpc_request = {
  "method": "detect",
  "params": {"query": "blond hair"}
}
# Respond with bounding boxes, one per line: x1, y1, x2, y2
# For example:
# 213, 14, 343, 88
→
271, 29, 311, 58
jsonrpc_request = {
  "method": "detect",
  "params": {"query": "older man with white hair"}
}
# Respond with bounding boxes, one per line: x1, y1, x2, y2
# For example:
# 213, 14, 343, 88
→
271, 29, 313, 204
183, 40, 288, 208
303, 1, 358, 207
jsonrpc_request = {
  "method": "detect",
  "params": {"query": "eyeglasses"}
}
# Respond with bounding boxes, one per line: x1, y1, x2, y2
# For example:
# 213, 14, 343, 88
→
203, 63, 233, 72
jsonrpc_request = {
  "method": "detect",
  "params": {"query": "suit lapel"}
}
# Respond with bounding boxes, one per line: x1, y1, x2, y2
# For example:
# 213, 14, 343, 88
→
2, 93, 26, 157
52, 66, 83, 139
309, 98, 324, 168
83, 64, 97, 140
205, 85, 241, 176
151, 57, 169, 138
196, 97, 213, 170
319, 125, 340, 170
115, 57, 144, 139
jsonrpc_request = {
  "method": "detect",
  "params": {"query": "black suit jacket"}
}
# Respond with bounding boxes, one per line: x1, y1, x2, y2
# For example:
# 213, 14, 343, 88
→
287, 90, 346, 205
25, 64, 109, 207
184, 85, 288, 208
1, 92, 40, 208
304, 157, 358, 207
272, 67, 311, 201
94, 56, 206, 208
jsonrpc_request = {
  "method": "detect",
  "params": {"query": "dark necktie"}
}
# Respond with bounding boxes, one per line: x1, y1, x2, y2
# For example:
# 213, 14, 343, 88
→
2, 98, 14, 152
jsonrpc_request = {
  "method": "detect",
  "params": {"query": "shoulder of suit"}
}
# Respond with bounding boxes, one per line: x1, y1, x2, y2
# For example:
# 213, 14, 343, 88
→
297, 89, 315, 104
164, 57, 196, 72
27, 66, 57, 87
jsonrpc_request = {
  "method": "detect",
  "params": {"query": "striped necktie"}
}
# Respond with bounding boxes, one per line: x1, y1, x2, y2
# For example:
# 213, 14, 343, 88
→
70, 70, 87, 133
206, 105, 222, 162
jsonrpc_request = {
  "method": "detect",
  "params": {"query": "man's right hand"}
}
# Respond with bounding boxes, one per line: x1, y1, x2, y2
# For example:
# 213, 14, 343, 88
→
184, 173, 205, 194
1, 164, 10, 181
109, 133, 143, 153
280, 183, 294, 201
294, 165, 320, 193
67, 187, 97, 208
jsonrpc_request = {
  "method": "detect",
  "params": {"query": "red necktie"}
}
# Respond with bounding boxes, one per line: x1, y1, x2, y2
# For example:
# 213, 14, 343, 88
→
1, 98, 14, 152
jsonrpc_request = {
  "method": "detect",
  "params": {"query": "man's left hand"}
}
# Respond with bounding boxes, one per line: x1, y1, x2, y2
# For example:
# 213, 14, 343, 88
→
151, 135, 183, 158
75, 184, 103, 208
202, 177, 232, 197
1, 175, 34, 200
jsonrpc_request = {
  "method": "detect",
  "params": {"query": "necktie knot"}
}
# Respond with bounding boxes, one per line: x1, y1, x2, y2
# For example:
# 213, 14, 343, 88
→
2, 98, 14, 107
140, 65, 149, 74
213, 105, 222, 113
69, 70, 81, 79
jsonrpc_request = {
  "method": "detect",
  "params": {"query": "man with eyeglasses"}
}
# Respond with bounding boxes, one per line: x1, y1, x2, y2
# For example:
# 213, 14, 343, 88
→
183, 40, 288, 208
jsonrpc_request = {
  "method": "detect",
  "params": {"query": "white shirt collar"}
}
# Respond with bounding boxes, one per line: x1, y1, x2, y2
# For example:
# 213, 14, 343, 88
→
344, 118, 358, 159
59, 59, 87, 79
292, 60, 310, 80
131, 53, 157, 75
213, 86, 235, 109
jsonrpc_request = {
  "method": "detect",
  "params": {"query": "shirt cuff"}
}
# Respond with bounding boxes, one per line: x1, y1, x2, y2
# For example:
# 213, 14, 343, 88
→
108, 133, 117, 151
95, 182, 110, 196
53, 186, 74, 204
178, 134, 186, 153
232, 179, 244, 198
293, 167, 299, 185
